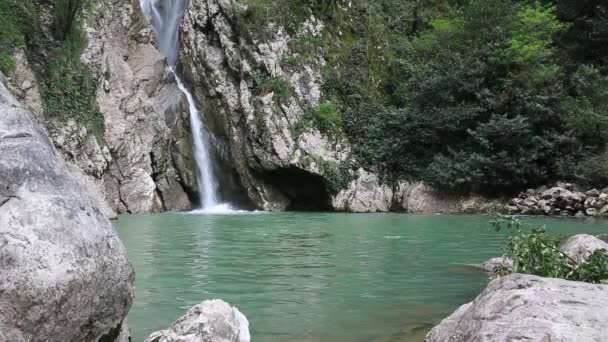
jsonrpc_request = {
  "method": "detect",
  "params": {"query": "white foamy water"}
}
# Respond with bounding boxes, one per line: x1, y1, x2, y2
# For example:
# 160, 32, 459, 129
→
188, 204, 266, 215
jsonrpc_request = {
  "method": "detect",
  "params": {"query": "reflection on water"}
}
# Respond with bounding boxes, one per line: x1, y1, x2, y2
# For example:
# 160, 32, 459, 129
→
115, 213, 607, 341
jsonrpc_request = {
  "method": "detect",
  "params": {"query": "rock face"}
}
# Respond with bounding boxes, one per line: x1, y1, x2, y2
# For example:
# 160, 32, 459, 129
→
425, 274, 608, 342
180, 0, 349, 211
561, 234, 608, 263
332, 170, 507, 214
146, 300, 250, 342
77, 0, 196, 214
509, 183, 608, 217
4, 0, 197, 215
0, 81, 134, 341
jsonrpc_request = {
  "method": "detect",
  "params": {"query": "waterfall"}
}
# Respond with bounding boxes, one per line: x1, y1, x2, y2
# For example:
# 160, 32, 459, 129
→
172, 70, 219, 208
139, 0, 222, 210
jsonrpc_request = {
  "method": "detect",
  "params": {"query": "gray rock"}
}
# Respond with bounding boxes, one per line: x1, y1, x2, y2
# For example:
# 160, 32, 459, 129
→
3, 49, 43, 120
541, 186, 566, 200
89, 1, 195, 213
597, 234, 608, 243
425, 274, 608, 342
560, 234, 608, 263
0, 81, 134, 341
476, 257, 514, 273
586, 189, 601, 197
332, 169, 393, 212
522, 196, 537, 207
145, 300, 250, 342
510, 197, 523, 205
586, 207, 598, 217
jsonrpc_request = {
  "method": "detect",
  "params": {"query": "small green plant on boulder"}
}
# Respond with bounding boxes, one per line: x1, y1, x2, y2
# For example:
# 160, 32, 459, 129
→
491, 215, 608, 283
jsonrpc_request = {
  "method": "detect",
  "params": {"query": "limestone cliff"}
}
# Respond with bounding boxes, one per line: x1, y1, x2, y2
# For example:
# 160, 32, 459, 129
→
81, 0, 195, 214
177, 0, 506, 213
179, 0, 349, 211
4, 0, 199, 215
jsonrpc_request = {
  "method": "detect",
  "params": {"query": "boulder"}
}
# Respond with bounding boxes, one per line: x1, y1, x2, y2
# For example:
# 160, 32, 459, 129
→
597, 234, 608, 243
586, 208, 598, 217
425, 274, 608, 342
586, 189, 601, 197
145, 300, 250, 342
476, 257, 514, 273
522, 196, 537, 207
541, 186, 566, 200
560, 234, 608, 263
0, 81, 134, 341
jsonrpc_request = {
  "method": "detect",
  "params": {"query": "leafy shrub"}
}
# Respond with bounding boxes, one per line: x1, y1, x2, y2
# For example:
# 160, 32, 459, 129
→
492, 216, 608, 283
255, 75, 292, 103
571, 151, 608, 187
304, 101, 343, 140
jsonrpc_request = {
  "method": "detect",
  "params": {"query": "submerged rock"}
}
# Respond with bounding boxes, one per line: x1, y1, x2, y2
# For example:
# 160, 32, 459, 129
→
560, 234, 608, 263
476, 257, 514, 273
145, 300, 250, 342
425, 274, 608, 342
0, 81, 134, 341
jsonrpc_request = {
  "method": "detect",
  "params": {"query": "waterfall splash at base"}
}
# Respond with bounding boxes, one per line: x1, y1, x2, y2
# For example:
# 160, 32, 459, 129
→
140, 0, 232, 211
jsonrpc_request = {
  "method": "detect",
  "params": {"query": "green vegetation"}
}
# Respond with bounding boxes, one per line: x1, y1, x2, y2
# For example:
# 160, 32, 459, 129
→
253, 72, 293, 104
303, 101, 344, 141
0, 0, 31, 73
0, 0, 103, 137
492, 216, 608, 283
236, 0, 608, 196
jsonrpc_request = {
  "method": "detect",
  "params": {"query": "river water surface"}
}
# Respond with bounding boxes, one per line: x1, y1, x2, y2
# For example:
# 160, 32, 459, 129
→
115, 213, 607, 341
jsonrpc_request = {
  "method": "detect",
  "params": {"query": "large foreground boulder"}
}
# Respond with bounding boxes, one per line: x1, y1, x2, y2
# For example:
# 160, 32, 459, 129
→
425, 274, 608, 342
0, 81, 134, 341
561, 234, 608, 263
146, 300, 250, 342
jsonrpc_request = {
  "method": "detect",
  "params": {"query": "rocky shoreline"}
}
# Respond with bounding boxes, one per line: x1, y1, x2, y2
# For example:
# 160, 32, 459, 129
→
508, 183, 608, 218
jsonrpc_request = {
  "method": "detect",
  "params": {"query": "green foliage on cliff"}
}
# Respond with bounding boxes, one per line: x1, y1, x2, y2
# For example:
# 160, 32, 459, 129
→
0, 0, 103, 137
304, 101, 344, 141
238, 0, 608, 195
0, 0, 31, 73
492, 216, 608, 284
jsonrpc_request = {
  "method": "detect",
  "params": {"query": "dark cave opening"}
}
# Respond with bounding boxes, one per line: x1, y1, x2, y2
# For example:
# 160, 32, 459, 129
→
260, 167, 333, 212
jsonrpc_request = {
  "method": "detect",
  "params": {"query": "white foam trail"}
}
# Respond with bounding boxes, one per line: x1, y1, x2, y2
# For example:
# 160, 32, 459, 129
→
188, 204, 268, 215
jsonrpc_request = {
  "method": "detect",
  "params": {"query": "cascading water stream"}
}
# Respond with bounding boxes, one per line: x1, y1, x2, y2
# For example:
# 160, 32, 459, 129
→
140, 0, 224, 210
172, 70, 219, 209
